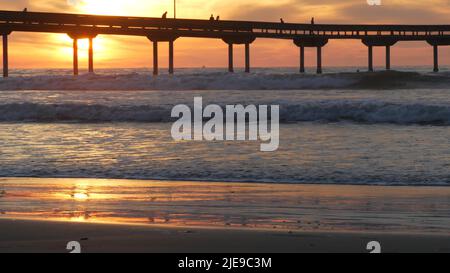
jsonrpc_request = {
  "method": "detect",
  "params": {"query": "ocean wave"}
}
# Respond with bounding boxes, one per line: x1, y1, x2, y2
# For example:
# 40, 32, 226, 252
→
2, 100, 450, 125
1, 71, 450, 90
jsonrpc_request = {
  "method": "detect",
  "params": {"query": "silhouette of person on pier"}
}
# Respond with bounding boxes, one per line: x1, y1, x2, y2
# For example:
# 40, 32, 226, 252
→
216, 15, 220, 21
162, 11, 167, 19
310, 17, 315, 34
208, 14, 215, 31
22, 8, 29, 24
280, 18, 285, 34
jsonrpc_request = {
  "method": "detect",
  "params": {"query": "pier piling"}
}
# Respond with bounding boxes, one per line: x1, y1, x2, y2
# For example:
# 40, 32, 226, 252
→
73, 38, 78, 76
2, 34, 8, 78
293, 37, 328, 74
245, 43, 250, 73
228, 43, 234, 73
88, 37, 94, 73
433, 45, 439, 72
386, 46, 391, 70
317, 46, 322, 74
153, 41, 158, 76
368, 46, 373, 72
299, 46, 305, 73
169, 40, 174, 74
222, 36, 255, 73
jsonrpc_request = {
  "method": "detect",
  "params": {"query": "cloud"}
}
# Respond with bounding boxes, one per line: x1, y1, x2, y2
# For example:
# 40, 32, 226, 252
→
0, 0, 76, 12
334, 1, 450, 24
1, 0, 30, 10
226, 0, 450, 24
67, 0, 83, 5
228, 4, 302, 21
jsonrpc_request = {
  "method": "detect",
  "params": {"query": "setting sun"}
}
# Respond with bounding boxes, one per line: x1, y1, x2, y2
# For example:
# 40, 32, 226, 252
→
59, 0, 171, 66
58, 34, 106, 56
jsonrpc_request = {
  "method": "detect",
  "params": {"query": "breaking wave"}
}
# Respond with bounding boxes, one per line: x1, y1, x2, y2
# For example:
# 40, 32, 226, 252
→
1, 70, 450, 90
2, 100, 450, 125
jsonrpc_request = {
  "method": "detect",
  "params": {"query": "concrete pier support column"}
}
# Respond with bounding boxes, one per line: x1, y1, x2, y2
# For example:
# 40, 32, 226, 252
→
245, 43, 250, 73
168, 40, 174, 74
293, 37, 328, 74
362, 38, 398, 72
222, 36, 255, 73
385, 46, 391, 71
88, 37, 94, 73
153, 41, 158, 76
316, 46, 322, 74
300, 46, 305, 73
2, 34, 8, 78
433, 45, 439, 72
228, 43, 234, 73
368, 46, 373, 72
73, 38, 78, 76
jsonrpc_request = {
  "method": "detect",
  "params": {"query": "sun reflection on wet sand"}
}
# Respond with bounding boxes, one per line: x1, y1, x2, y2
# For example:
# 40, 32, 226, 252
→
1, 177, 450, 234
72, 192, 89, 200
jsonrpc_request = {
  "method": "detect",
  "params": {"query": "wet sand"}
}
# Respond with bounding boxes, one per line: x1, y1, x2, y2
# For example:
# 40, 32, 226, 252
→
0, 178, 449, 253
1, 218, 450, 253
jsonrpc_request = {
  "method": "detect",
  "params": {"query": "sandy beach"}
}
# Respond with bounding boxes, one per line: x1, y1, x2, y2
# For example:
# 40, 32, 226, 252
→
1, 178, 450, 253
1, 218, 450, 253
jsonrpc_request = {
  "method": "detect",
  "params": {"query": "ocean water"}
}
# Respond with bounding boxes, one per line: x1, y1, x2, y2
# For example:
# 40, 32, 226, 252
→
1, 68, 450, 186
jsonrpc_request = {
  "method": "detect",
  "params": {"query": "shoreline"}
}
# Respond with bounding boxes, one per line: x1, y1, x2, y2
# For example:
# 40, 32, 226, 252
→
2, 176, 450, 188
1, 177, 450, 252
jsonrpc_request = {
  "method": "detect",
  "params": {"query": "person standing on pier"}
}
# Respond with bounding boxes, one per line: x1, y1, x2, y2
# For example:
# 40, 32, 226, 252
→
208, 14, 215, 31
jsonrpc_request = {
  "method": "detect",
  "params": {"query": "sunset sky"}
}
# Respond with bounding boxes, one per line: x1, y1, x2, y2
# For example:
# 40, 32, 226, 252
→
1, 0, 449, 69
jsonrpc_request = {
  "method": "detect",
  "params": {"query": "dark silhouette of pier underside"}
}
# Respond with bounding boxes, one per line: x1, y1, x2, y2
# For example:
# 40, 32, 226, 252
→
1, 10, 450, 77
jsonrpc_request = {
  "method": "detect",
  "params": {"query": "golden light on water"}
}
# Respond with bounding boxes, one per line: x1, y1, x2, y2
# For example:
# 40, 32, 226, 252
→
70, 181, 91, 201
73, 192, 89, 200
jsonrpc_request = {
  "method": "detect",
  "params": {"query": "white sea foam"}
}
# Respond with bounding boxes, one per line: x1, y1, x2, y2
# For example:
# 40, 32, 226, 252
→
1, 70, 449, 90
1, 69, 450, 185
1, 100, 450, 125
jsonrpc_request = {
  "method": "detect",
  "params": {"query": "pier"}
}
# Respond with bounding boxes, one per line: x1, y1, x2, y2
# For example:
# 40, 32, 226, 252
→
1, 10, 449, 77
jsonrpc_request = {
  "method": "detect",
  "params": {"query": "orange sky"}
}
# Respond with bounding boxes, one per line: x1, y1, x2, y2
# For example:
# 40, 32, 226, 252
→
1, 0, 449, 69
